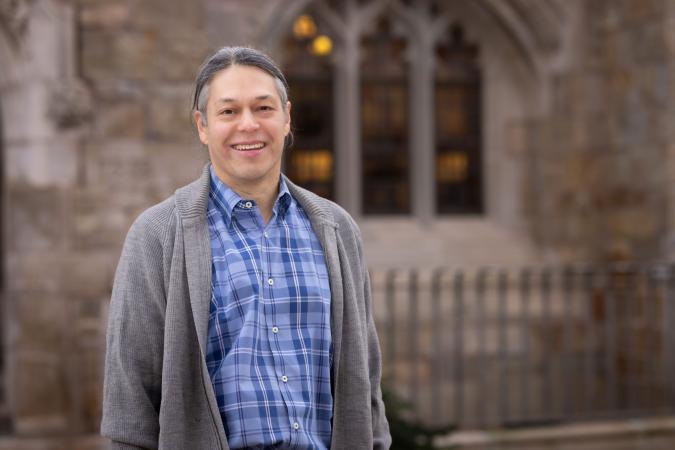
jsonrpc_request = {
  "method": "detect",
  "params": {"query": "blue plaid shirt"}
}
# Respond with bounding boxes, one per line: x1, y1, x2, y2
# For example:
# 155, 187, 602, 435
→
205, 168, 333, 449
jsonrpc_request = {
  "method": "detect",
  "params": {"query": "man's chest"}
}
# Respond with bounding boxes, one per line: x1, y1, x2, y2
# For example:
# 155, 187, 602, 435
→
209, 212, 332, 335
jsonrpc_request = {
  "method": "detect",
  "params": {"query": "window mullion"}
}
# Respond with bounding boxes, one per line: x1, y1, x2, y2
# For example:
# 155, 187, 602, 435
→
409, 30, 436, 224
334, 33, 361, 217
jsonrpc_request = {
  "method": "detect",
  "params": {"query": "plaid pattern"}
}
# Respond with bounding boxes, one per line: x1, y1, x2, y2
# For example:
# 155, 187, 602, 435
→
205, 168, 333, 450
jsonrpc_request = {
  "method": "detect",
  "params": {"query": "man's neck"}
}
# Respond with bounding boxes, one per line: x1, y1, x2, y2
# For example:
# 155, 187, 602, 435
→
216, 171, 280, 225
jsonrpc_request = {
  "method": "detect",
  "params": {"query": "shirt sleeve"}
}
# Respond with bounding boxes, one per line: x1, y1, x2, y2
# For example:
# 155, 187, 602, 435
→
101, 213, 167, 449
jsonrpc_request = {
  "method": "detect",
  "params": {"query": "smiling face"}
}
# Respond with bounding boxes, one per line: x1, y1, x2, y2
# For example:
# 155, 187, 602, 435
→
194, 65, 291, 193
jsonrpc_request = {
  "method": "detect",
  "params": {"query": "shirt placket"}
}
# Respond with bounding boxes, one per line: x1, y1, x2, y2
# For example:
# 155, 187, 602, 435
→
264, 220, 304, 445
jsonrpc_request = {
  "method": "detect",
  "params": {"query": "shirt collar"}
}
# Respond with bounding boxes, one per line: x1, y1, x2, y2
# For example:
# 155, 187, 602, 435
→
209, 166, 292, 227
276, 177, 292, 218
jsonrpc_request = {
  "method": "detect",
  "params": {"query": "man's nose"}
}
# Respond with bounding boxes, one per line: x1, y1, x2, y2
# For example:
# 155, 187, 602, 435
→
238, 109, 260, 131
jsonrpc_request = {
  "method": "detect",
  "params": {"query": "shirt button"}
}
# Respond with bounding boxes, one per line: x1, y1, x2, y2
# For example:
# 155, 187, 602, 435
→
272, 326, 279, 334
264, 231, 269, 238
244, 201, 253, 209
267, 278, 274, 286
293, 422, 300, 430
281, 375, 288, 382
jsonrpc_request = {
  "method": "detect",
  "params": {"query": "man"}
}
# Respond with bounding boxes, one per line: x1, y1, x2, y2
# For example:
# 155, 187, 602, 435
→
101, 46, 391, 450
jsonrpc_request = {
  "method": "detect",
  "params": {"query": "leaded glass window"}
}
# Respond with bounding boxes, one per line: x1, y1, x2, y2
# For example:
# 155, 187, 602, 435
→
361, 16, 410, 215
435, 25, 483, 214
283, 14, 335, 201
279, 4, 484, 219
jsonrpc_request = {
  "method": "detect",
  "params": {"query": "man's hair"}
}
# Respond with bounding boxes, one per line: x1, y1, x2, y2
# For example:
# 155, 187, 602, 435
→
192, 46, 290, 127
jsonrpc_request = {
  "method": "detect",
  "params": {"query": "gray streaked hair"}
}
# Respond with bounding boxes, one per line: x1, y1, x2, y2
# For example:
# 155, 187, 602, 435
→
192, 46, 290, 126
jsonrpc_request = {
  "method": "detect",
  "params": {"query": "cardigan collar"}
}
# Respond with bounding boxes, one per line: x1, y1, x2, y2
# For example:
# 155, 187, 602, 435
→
174, 163, 338, 229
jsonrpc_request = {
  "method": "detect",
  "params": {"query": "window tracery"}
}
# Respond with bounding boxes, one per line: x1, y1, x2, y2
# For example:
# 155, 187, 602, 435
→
281, 0, 484, 217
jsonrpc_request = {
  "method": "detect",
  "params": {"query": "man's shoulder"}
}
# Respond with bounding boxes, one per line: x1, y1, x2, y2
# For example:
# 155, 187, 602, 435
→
286, 180, 361, 239
126, 195, 178, 246
323, 197, 361, 237
127, 166, 209, 243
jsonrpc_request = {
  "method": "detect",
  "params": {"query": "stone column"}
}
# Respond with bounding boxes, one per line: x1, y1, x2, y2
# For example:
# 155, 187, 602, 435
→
334, 17, 361, 217
392, 0, 442, 225
1, 0, 93, 435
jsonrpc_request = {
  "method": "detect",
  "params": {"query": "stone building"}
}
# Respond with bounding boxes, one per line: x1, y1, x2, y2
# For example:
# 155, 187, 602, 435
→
0, 0, 674, 447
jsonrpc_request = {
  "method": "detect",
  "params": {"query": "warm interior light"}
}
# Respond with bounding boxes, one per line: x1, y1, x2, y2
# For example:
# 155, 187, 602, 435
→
437, 151, 468, 183
311, 35, 333, 56
292, 149, 333, 182
439, 88, 467, 137
293, 15, 317, 39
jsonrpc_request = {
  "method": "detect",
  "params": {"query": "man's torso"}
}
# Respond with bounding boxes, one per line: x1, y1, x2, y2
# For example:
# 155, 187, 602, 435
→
205, 169, 333, 449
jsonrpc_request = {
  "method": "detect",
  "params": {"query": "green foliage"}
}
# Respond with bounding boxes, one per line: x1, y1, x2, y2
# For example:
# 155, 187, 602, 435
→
382, 387, 456, 450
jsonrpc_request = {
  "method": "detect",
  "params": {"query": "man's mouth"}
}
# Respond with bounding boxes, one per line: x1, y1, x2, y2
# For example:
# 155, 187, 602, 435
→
232, 142, 265, 151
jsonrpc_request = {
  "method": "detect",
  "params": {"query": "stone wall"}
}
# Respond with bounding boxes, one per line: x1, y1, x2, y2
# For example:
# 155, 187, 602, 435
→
527, 0, 671, 263
2, 0, 212, 436
2, 0, 96, 435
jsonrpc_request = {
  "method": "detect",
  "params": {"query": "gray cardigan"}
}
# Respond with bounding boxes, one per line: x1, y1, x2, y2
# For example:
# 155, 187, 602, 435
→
101, 165, 391, 450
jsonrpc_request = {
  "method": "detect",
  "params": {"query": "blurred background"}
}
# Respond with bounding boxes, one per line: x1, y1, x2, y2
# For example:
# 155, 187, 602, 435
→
2, 0, 675, 448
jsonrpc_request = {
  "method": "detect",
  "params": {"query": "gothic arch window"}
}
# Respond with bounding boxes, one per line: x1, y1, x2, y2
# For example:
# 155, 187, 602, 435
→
276, 1, 485, 220
361, 16, 409, 215
282, 14, 335, 201
435, 25, 483, 214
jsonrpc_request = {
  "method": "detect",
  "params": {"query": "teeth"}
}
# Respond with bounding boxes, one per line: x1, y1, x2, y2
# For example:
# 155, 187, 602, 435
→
233, 143, 264, 150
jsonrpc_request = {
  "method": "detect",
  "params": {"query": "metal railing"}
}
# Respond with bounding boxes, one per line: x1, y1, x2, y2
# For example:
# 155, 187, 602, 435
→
372, 263, 675, 430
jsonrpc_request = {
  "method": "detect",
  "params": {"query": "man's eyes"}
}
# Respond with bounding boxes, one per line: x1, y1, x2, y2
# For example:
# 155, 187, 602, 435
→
218, 106, 274, 115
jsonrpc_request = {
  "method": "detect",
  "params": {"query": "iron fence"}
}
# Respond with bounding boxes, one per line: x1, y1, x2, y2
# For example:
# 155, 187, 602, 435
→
371, 263, 675, 430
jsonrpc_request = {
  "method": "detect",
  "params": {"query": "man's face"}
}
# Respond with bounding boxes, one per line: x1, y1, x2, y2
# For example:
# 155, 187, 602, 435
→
195, 65, 291, 191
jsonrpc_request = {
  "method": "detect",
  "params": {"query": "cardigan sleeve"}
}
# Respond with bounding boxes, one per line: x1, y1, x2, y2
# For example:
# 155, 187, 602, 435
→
348, 218, 392, 450
363, 254, 393, 450
101, 211, 169, 449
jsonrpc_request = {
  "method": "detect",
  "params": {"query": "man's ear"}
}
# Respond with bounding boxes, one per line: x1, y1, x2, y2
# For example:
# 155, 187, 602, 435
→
194, 110, 208, 145
284, 101, 291, 135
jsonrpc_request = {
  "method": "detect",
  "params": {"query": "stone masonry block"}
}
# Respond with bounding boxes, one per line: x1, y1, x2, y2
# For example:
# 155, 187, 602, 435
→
9, 251, 117, 300
12, 353, 69, 435
94, 101, 146, 139
6, 186, 70, 252
79, 28, 115, 81
79, 2, 130, 29
1, 81, 54, 144
146, 84, 195, 142
91, 79, 146, 103
144, 143, 209, 202
5, 140, 79, 188
6, 253, 66, 294
605, 208, 659, 241
60, 252, 116, 298
90, 28, 158, 81
72, 187, 134, 252
11, 293, 68, 354
83, 140, 151, 204
81, 25, 206, 83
